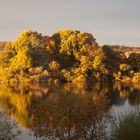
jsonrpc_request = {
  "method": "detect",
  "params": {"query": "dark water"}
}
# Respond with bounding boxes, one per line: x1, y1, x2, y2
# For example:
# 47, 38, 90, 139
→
0, 82, 140, 140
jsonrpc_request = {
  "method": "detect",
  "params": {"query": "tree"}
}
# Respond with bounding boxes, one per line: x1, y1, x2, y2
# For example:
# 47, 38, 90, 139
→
128, 53, 140, 71
14, 30, 43, 51
120, 63, 130, 72
0, 42, 15, 68
10, 47, 32, 69
53, 29, 98, 60
52, 29, 107, 81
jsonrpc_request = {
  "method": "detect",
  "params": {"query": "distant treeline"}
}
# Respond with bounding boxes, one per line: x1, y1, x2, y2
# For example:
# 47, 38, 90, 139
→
0, 29, 140, 83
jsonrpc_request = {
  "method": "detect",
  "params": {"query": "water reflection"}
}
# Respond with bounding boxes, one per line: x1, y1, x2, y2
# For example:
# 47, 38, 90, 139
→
0, 111, 20, 140
109, 82, 140, 106
0, 82, 139, 140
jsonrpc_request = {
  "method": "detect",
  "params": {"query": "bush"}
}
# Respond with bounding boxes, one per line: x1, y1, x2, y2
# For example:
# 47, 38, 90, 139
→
112, 113, 140, 140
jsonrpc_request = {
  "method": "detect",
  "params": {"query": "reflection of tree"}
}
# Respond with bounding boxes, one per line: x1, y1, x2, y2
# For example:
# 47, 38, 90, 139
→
0, 82, 140, 139
0, 84, 50, 128
0, 111, 19, 140
128, 90, 140, 106
30, 91, 110, 140
108, 83, 140, 106
0, 83, 111, 140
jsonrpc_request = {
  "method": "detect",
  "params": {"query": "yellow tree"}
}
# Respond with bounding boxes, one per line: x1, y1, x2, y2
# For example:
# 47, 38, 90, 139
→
10, 47, 32, 69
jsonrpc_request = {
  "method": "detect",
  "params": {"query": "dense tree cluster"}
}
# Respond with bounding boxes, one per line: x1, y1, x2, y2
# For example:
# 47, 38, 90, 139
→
0, 29, 139, 83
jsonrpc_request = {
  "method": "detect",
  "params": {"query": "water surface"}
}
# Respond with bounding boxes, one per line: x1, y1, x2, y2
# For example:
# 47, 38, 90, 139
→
0, 82, 140, 140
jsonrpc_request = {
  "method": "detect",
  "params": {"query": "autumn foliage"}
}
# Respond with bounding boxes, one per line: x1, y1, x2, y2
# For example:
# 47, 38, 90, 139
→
0, 29, 139, 83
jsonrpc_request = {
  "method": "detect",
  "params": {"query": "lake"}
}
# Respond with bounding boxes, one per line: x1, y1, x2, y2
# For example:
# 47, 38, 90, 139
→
0, 82, 140, 140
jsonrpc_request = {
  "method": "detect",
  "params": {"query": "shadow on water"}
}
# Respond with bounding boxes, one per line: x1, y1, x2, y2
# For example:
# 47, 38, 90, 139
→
0, 82, 140, 139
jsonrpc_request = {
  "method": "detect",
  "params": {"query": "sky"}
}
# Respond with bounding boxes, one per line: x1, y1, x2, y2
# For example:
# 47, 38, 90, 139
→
0, 0, 140, 47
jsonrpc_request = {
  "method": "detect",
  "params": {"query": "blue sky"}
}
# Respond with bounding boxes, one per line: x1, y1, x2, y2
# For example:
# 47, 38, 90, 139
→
0, 0, 140, 46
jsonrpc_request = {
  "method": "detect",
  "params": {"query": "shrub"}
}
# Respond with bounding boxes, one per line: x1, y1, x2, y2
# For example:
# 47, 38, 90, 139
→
112, 113, 140, 140
49, 60, 60, 71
